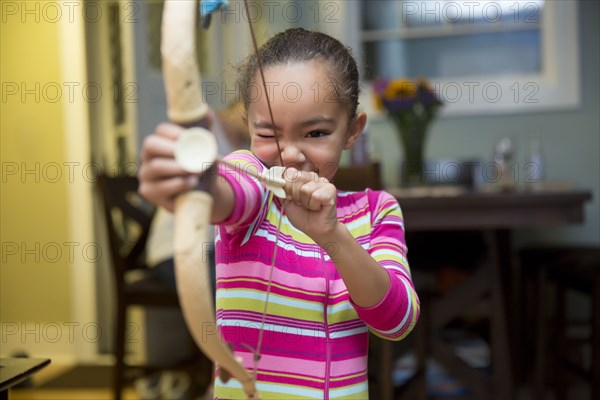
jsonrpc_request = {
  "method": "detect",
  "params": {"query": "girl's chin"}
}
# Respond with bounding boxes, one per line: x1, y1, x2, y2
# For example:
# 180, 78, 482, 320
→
258, 159, 315, 174
255, 155, 327, 176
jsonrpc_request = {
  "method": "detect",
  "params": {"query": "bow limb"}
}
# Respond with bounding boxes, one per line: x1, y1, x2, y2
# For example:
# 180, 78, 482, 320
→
161, 1, 257, 398
161, 0, 207, 124
173, 192, 257, 398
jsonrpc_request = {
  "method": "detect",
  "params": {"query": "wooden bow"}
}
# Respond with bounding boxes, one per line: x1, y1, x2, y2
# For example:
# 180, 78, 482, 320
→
161, 1, 258, 398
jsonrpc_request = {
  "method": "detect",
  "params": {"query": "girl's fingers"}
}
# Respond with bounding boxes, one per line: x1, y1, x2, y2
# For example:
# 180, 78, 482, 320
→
307, 185, 335, 211
291, 177, 304, 205
282, 168, 334, 210
283, 168, 319, 186
285, 169, 313, 205
140, 122, 186, 163
141, 133, 177, 162
139, 157, 190, 181
162, 198, 176, 213
138, 175, 197, 211
138, 123, 205, 209
155, 122, 185, 140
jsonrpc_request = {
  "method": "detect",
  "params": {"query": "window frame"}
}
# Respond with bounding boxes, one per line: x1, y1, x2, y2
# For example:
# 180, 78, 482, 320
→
346, 0, 580, 117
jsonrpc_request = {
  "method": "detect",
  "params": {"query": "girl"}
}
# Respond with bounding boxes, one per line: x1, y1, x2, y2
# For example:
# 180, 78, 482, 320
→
139, 28, 419, 399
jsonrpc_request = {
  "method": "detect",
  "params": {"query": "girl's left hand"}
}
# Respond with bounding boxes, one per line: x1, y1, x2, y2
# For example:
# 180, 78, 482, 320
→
282, 167, 338, 241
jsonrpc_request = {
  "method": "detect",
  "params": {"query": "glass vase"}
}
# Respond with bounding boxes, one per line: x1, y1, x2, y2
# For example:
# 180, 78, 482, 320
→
395, 123, 427, 187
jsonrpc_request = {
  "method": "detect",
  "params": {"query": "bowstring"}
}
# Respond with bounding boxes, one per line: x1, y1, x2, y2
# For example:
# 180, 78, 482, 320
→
242, 0, 287, 383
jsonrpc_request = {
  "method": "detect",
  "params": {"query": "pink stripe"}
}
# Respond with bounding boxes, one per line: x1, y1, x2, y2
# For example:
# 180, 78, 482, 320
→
234, 352, 369, 379
329, 356, 369, 376
372, 242, 403, 251
328, 373, 368, 388
217, 279, 325, 303
236, 351, 328, 374
338, 207, 369, 224
328, 334, 369, 358
336, 193, 368, 210
218, 310, 324, 331
327, 289, 350, 303
257, 372, 324, 389
218, 151, 265, 229
329, 320, 364, 332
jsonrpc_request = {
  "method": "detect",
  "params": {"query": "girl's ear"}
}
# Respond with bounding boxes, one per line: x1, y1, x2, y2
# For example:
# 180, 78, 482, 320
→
344, 112, 368, 150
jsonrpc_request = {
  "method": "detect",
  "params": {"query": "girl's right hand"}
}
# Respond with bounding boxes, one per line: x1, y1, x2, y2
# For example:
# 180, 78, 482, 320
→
138, 123, 199, 212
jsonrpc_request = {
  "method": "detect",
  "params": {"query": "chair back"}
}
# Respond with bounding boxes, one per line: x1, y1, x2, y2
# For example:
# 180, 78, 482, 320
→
334, 162, 382, 191
97, 174, 155, 290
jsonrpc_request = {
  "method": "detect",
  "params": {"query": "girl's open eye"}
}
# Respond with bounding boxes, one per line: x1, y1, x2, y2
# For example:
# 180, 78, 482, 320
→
307, 130, 330, 138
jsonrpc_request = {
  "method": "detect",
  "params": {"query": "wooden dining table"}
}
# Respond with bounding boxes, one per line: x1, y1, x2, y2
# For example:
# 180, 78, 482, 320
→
376, 184, 592, 400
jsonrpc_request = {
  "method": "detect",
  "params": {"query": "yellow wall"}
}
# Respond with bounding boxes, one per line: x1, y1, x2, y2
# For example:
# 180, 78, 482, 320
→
1, 4, 72, 327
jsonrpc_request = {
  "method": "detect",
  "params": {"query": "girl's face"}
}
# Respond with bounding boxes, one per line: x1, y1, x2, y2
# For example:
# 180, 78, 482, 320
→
247, 61, 367, 181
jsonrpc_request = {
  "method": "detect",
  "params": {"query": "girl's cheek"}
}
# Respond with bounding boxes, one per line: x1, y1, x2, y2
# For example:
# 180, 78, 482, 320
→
251, 143, 278, 163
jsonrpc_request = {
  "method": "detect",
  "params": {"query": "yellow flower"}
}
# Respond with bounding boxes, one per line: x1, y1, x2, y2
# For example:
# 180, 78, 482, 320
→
385, 79, 418, 100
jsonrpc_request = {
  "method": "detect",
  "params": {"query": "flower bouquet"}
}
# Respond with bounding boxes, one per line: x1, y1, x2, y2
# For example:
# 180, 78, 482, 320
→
372, 78, 443, 186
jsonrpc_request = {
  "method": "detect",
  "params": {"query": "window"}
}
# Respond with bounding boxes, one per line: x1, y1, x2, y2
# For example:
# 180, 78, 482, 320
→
348, 0, 580, 116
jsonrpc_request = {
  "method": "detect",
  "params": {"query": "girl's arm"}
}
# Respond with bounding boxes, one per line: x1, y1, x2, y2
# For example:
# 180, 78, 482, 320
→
317, 196, 419, 341
314, 223, 391, 308
283, 169, 419, 340
282, 168, 392, 306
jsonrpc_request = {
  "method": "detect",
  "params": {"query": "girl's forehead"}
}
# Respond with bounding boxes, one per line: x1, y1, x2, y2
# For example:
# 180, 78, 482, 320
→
248, 62, 338, 104
257, 60, 334, 82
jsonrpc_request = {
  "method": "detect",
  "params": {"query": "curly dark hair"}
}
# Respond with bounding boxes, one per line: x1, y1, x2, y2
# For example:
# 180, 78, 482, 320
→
237, 28, 360, 118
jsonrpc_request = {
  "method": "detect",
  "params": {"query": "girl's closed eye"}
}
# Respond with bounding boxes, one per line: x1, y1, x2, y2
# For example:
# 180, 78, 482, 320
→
307, 130, 330, 138
257, 132, 275, 139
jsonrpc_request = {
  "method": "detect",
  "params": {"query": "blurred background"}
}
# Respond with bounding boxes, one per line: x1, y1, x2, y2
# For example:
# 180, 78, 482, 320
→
1, 1, 598, 399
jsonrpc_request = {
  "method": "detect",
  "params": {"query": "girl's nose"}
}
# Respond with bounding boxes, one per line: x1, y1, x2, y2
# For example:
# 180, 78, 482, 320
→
280, 143, 306, 166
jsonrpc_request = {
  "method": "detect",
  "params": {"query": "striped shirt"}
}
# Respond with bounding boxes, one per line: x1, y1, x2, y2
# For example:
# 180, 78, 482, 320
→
214, 150, 419, 399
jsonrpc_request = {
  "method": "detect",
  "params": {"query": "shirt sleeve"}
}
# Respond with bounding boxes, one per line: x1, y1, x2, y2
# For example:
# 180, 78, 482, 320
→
350, 190, 420, 341
216, 150, 270, 246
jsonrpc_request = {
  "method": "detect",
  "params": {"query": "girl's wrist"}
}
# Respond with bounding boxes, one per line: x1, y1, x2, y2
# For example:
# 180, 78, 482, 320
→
314, 222, 348, 251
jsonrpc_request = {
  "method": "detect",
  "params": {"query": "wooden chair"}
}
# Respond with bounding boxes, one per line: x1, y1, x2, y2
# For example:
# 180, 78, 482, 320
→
97, 174, 211, 400
334, 162, 382, 191
520, 246, 600, 400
